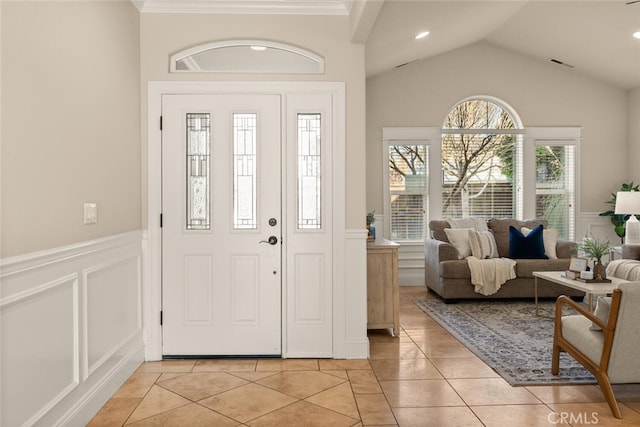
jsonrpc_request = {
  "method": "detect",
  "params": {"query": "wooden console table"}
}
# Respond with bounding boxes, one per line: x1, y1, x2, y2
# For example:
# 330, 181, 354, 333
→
366, 238, 400, 336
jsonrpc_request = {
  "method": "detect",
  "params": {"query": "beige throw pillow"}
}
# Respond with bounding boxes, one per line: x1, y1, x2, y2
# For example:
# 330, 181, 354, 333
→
589, 296, 612, 331
468, 230, 499, 259
521, 226, 558, 259
444, 228, 473, 259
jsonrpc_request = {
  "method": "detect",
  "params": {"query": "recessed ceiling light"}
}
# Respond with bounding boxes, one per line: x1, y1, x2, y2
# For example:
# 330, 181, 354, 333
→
415, 31, 430, 40
251, 46, 267, 51
634, 31, 640, 39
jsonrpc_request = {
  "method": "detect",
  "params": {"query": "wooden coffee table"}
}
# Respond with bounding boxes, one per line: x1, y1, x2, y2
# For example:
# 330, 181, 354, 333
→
532, 271, 625, 316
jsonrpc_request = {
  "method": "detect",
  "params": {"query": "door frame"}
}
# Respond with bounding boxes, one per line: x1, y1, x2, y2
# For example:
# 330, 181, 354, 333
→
144, 81, 348, 361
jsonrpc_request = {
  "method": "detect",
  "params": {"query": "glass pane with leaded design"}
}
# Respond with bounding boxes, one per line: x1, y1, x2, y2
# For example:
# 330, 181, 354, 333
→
186, 113, 211, 230
297, 114, 322, 229
233, 113, 258, 230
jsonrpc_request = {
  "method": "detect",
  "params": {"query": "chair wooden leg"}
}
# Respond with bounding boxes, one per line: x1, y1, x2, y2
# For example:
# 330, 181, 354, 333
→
551, 344, 560, 375
595, 372, 622, 419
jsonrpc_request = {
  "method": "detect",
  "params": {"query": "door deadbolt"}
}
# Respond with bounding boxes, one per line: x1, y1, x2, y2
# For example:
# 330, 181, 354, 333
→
260, 236, 278, 245
268, 218, 277, 226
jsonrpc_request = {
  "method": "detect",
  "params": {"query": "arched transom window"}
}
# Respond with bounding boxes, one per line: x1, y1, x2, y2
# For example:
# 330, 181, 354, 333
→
170, 40, 325, 74
441, 98, 522, 219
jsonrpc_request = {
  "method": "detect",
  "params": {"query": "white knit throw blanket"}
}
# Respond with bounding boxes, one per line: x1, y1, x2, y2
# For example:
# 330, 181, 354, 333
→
467, 256, 517, 296
606, 259, 640, 281
447, 217, 489, 231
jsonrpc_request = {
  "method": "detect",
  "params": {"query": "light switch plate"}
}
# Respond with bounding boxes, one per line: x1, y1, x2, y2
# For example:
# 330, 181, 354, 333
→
84, 203, 97, 225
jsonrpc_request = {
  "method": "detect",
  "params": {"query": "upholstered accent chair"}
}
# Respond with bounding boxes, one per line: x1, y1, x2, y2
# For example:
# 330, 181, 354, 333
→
552, 282, 640, 418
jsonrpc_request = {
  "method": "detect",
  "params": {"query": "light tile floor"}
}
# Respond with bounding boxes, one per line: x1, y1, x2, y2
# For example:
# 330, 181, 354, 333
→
89, 287, 640, 426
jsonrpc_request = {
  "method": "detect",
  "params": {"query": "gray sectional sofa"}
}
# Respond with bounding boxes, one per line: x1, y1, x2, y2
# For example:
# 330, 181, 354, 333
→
425, 218, 585, 302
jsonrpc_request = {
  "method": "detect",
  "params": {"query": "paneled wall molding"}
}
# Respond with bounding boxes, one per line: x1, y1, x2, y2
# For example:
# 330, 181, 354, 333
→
0, 231, 144, 426
0, 230, 142, 278
578, 211, 620, 244
341, 229, 369, 358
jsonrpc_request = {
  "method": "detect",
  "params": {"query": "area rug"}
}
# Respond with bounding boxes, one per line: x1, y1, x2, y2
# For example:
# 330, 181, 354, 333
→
414, 298, 596, 386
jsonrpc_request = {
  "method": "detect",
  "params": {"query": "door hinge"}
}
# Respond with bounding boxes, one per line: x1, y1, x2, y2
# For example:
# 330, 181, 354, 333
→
160, 213, 163, 228
160, 310, 163, 326
160, 116, 163, 131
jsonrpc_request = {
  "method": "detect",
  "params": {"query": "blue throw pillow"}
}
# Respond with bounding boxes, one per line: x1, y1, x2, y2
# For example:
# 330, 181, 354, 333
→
509, 224, 548, 259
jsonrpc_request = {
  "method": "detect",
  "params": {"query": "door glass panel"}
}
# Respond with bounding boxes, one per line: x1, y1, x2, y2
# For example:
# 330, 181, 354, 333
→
297, 113, 322, 229
186, 113, 211, 230
234, 113, 258, 229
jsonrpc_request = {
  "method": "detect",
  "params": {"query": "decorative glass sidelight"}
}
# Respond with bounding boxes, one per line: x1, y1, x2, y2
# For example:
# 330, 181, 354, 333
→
186, 113, 211, 230
297, 113, 322, 229
233, 113, 258, 229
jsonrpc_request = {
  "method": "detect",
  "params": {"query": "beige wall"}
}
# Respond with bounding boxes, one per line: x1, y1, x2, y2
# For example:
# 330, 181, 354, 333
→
1, 1, 141, 257
139, 13, 366, 229
366, 41, 629, 216
628, 88, 640, 184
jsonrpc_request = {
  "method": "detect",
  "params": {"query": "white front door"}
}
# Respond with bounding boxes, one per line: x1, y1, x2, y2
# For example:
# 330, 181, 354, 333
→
161, 94, 282, 356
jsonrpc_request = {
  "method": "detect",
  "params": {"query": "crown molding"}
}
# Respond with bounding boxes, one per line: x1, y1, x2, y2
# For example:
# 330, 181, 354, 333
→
133, 0, 351, 15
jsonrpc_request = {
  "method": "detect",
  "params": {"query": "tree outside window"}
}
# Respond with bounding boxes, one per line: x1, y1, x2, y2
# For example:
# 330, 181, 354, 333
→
388, 145, 428, 241
383, 99, 577, 242
441, 99, 517, 219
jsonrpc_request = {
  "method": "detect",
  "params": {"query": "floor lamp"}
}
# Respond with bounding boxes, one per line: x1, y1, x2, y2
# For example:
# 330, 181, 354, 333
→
615, 191, 640, 245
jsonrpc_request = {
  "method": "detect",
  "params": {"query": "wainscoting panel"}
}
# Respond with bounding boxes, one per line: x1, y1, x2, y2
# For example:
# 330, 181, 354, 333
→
397, 243, 426, 286
341, 229, 370, 358
0, 231, 144, 427
85, 255, 141, 378
1, 274, 79, 427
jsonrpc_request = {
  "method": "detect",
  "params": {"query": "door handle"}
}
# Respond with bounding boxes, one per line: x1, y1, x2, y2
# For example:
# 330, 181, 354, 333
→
259, 236, 278, 245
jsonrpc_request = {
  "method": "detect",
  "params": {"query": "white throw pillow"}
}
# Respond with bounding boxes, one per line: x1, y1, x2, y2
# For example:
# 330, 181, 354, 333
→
444, 228, 473, 259
589, 296, 612, 331
468, 230, 499, 259
521, 227, 558, 259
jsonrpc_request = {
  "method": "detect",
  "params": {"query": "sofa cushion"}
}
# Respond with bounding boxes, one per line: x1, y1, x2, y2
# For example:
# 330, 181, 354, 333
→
509, 225, 548, 259
439, 258, 571, 280
440, 260, 471, 279
488, 218, 547, 257
430, 220, 451, 242
514, 258, 571, 277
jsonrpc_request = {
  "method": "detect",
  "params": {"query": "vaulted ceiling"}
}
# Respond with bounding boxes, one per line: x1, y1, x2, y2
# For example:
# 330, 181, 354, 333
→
134, 0, 640, 89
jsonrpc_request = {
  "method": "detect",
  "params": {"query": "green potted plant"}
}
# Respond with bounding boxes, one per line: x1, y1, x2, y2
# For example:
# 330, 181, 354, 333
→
580, 234, 611, 280
366, 210, 376, 240
600, 182, 640, 243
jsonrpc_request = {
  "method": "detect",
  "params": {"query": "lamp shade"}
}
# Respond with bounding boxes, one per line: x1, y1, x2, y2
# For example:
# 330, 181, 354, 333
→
614, 191, 640, 214
615, 191, 640, 245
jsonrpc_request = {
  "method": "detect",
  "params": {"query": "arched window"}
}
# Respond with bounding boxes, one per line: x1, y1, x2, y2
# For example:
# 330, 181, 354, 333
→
382, 97, 578, 243
441, 97, 523, 219
170, 40, 324, 74
440, 97, 577, 239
